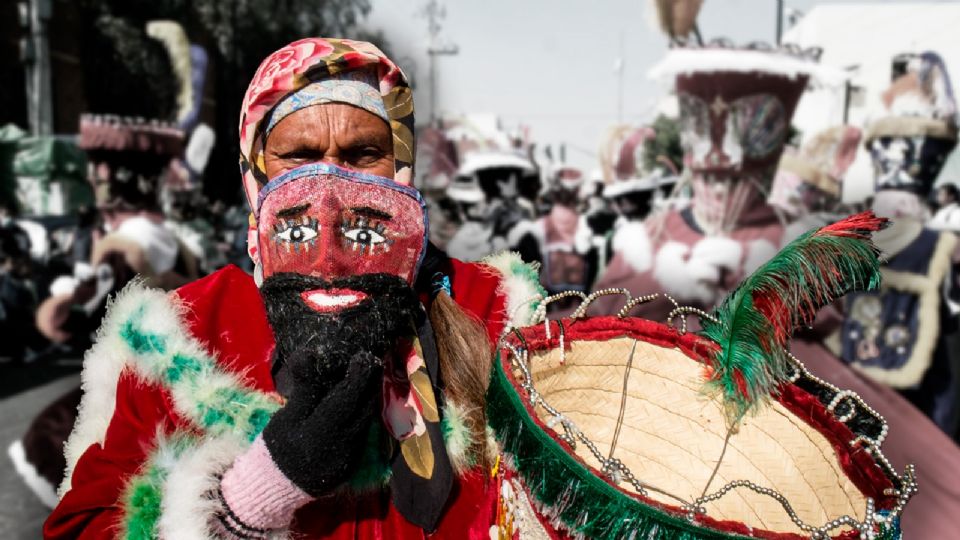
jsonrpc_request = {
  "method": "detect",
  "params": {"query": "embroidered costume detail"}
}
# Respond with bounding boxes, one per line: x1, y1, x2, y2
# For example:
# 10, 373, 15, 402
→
700, 212, 888, 422
843, 230, 957, 388
482, 252, 547, 328
492, 471, 553, 540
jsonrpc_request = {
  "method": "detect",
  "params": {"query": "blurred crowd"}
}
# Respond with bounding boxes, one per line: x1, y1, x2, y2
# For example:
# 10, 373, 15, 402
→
423, 119, 682, 303
0, 116, 253, 368
422, 47, 960, 446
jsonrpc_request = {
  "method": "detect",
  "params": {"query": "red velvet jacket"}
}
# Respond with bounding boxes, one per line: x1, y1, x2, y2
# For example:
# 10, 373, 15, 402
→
45, 261, 510, 539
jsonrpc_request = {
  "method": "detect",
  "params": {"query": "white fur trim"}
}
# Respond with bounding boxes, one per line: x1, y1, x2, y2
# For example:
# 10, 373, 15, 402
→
61, 277, 279, 498
602, 176, 658, 198
8, 440, 59, 508
482, 251, 546, 328
49, 275, 78, 297
507, 219, 544, 251
611, 221, 652, 274
653, 237, 743, 306
648, 48, 847, 87
689, 236, 744, 271
573, 216, 592, 255
854, 231, 957, 388
441, 401, 474, 475
60, 278, 166, 497
743, 238, 779, 275
156, 434, 292, 540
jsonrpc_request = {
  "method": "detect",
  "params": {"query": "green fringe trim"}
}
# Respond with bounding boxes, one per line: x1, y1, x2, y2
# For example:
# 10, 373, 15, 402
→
486, 352, 749, 540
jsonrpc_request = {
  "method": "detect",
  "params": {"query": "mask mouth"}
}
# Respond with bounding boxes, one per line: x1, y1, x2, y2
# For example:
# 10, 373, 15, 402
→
300, 288, 369, 313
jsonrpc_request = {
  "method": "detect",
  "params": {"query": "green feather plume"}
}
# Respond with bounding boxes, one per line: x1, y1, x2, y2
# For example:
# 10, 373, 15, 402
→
699, 212, 888, 423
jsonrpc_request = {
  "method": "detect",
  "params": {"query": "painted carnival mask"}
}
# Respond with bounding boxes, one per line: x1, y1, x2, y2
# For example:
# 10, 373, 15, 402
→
257, 163, 427, 288
868, 134, 955, 194
866, 51, 958, 196
676, 71, 807, 183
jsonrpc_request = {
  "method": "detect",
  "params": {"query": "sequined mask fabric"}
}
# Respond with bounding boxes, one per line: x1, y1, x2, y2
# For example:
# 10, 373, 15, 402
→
257, 163, 427, 283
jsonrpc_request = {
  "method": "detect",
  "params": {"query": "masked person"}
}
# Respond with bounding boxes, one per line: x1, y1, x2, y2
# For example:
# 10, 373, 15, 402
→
45, 39, 544, 539
590, 125, 678, 300
836, 52, 960, 436
771, 125, 863, 242
584, 42, 960, 538
588, 44, 822, 317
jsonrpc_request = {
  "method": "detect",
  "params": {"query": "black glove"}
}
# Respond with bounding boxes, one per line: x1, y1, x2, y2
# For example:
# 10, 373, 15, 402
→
261, 349, 383, 496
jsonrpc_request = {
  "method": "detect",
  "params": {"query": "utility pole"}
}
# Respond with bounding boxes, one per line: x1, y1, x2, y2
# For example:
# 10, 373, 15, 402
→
776, 0, 784, 45
19, 0, 53, 135
421, 0, 458, 125
615, 31, 625, 125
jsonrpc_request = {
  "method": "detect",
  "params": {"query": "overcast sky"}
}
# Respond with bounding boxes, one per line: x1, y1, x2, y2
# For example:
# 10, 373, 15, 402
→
362, 1, 949, 172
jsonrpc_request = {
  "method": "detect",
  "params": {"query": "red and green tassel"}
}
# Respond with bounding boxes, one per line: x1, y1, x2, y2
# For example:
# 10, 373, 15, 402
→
699, 211, 888, 423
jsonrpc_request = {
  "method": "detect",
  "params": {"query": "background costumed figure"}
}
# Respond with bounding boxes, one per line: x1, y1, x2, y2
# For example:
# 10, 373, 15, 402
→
590, 42, 821, 316
832, 51, 960, 437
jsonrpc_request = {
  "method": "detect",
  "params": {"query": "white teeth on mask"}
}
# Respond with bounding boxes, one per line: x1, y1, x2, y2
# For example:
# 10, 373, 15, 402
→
305, 291, 362, 308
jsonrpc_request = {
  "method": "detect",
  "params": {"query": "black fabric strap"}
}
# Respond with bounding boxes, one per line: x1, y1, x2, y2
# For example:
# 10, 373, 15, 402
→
388, 312, 454, 532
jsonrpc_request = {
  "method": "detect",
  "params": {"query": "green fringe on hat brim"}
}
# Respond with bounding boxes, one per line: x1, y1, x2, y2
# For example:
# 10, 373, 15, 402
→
485, 352, 751, 540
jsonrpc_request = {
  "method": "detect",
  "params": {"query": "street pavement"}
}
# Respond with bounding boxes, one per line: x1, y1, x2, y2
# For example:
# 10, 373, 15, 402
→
0, 374, 80, 540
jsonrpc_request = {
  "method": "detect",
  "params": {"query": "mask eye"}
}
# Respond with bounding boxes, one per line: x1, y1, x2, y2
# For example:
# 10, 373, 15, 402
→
341, 217, 393, 254
729, 94, 787, 159
343, 227, 387, 245
275, 217, 319, 244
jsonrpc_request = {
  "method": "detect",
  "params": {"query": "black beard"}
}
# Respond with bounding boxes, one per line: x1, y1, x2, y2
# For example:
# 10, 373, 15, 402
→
260, 272, 421, 394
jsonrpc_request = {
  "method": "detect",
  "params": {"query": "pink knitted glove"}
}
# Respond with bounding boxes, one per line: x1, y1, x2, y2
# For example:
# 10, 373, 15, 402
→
216, 435, 315, 538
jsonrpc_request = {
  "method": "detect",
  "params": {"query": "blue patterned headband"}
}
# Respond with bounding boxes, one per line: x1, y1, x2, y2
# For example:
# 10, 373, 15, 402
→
263, 70, 389, 138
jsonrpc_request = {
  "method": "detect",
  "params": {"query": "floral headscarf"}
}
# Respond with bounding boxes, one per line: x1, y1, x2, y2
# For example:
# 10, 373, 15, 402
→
239, 38, 415, 222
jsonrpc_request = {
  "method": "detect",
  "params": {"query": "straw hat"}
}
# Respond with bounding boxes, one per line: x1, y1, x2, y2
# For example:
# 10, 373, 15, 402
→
488, 212, 913, 539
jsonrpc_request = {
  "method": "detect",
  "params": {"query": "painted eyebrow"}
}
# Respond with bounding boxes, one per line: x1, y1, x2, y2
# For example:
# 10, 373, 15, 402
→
350, 206, 392, 220
275, 203, 311, 219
